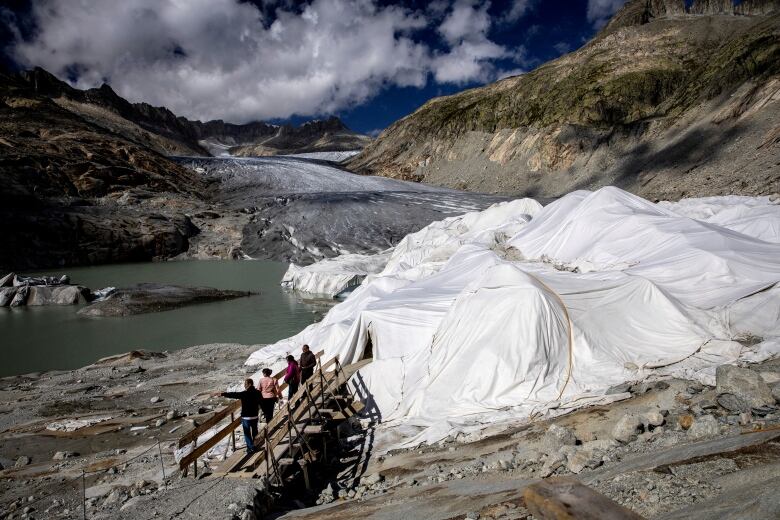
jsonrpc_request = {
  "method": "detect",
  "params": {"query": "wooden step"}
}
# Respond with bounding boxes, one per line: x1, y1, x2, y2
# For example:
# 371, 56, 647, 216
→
277, 458, 295, 466
303, 425, 323, 434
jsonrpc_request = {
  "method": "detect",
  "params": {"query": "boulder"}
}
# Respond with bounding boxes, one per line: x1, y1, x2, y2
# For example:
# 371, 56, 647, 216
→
566, 448, 602, 474
27, 285, 89, 306
541, 424, 578, 452
362, 473, 384, 486
641, 410, 665, 428
688, 414, 721, 438
612, 414, 642, 443
772, 382, 780, 404
0, 287, 16, 306
53, 451, 79, 460
678, 414, 694, 430
15, 456, 31, 467
716, 365, 774, 408
716, 393, 750, 413
0, 272, 14, 287
10, 285, 29, 307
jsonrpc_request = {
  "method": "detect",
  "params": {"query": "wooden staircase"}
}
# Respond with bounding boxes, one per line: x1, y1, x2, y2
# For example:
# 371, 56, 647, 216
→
177, 352, 368, 486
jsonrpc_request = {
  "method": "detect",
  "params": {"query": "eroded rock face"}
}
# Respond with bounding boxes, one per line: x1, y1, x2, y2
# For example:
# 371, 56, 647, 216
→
77, 283, 251, 317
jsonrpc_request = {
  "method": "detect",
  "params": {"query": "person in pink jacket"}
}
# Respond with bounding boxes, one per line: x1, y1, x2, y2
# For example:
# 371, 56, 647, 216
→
257, 368, 281, 422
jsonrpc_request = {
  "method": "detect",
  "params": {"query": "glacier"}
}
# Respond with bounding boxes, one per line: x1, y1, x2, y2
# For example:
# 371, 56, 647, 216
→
246, 187, 780, 448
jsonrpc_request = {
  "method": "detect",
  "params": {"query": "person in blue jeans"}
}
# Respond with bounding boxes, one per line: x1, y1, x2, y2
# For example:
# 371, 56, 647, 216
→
213, 379, 262, 455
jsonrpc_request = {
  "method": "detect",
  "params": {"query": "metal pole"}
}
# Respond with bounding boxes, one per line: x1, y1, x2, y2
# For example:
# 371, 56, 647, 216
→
82, 470, 87, 520
157, 440, 167, 490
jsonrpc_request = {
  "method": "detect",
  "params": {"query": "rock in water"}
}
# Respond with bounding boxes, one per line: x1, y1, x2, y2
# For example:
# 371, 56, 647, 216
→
27, 285, 90, 306
9, 286, 28, 307
716, 365, 774, 409
77, 283, 252, 317
0, 272, 14, 287
0, 287, 16, 306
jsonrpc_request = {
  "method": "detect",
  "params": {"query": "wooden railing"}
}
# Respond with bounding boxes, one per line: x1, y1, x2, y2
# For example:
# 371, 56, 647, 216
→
178, 350, 324, 475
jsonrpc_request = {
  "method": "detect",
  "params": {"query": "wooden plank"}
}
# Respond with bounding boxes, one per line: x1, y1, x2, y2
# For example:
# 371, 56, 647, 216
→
303, 425, 323, 434
523, 477, 646, 520
179, 415, 241, 469
178, 400, 240, 448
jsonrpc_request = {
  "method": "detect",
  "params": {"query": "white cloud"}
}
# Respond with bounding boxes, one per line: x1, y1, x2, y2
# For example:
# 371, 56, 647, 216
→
553, 41, 571, 55
11, 0, 431, 122
9, 0, 534, 121
586, 0, 628, 29
431, 0, 512, 85
503, 0, 537, 23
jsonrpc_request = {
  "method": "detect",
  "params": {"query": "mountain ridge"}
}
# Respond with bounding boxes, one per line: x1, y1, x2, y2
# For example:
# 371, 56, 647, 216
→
17, 67, 370, 158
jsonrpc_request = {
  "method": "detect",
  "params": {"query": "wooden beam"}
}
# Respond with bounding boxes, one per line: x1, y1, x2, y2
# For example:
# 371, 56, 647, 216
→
179, 415, 241, 469
523, 477, 646, 520
178, 400, 240, 448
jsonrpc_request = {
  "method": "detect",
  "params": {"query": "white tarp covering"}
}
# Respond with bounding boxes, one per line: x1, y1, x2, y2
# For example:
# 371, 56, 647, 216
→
281, 251, 392, 297
247, 187, 780, 448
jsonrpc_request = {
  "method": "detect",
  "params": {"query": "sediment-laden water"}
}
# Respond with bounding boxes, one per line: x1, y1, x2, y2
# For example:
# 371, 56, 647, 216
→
0, 260, 320, 376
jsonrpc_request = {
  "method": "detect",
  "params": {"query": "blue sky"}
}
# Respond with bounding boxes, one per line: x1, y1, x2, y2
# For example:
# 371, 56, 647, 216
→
1, 0, 627, 134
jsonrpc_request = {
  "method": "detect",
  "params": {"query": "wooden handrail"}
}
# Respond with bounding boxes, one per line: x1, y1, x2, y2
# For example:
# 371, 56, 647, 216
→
178, 401, 240, 448
177, 350, 325, 470
222, 356, 341, 475
180, 415, 242, 468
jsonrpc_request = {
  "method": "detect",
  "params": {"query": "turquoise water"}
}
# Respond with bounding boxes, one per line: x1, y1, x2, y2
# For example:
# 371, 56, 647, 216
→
0, 260, 319, 376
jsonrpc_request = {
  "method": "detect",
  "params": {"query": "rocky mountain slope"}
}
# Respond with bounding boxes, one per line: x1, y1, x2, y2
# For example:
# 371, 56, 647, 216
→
226, 117, 371, 157
16, 68, 370, 158
348, 0, 780, 200
0, 70, 206, 271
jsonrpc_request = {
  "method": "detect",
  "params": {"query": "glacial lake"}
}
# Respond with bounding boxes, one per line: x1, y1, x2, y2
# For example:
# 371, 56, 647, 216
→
0, 260, 323, 377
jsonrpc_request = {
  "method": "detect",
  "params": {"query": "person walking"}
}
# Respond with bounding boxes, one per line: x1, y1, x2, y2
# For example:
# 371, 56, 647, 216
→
212, 379, 262, 455
299, 344, 316, 384
258, 368, 281, 423
284, 355, 301, 399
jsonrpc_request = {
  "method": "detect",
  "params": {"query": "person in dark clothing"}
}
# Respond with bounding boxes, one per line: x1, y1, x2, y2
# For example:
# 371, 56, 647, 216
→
299, 344, 316, 384
284, 355, 300, 399
257, 368, 281, 423
212, 379, 262, 455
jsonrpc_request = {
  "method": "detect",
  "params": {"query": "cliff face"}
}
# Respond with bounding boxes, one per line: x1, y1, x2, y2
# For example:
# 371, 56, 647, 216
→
347, 0, 780, 200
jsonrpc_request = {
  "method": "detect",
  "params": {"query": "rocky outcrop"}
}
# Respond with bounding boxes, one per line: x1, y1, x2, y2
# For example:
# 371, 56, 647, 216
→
77, 283, 251, 317
0, 272, 92, 306
347, 1, 780, 201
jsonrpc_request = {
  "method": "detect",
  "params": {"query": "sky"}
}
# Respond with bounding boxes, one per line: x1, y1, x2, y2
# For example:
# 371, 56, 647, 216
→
0, 0, 629, 134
